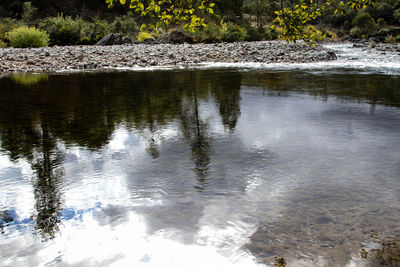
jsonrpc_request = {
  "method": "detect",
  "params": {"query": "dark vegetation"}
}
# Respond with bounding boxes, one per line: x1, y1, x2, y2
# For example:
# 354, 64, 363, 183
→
0, 0, 399, 47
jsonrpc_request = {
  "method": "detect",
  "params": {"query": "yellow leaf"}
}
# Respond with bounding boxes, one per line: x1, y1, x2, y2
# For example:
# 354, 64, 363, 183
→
120, 0, 126, 4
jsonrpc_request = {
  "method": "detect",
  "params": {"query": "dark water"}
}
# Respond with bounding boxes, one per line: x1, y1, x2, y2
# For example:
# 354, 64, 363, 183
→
0, 70, 399, 266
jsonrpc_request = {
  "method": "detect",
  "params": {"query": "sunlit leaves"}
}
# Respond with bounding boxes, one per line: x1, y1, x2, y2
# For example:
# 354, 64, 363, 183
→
106, 0, 214, 32
273, 0, 375, 44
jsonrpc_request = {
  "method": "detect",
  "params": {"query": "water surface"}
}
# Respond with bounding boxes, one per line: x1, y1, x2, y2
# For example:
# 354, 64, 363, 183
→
0, 69, 399, 266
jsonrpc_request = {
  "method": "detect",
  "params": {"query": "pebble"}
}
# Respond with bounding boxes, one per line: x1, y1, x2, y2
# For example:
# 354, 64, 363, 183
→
0, 41, 336, 73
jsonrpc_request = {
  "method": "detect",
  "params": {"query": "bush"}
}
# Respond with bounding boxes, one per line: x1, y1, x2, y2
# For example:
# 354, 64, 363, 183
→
352, 12, 377, 34
375, 2, 394, 21
377, 18, 386, 28
385, 34, 395, 43
303, 25, 326, 42
22, 2, 37, 23
39, 14, 82, 45
265, 25, 278, 40
192, 21, 223, 43
137, 31, 154, 42
6, 26, 49, 48
0, 18, 24, 40
221, 23, 247, 42
321, 28, 338, 39
0, 39, 7, 48
86, 17, 111, 43
350, 26, 362, 37
111, 12, 138, 36
245, 26, 264, 41
394, 9, 400, 23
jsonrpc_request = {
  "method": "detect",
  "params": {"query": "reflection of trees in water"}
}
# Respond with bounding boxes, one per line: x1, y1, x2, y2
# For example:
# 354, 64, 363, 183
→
242, 71, 400, 108
180, 73, 211, 191
31, 123, 64, 241
212, 72, 242, 133
0, 70, 245, 234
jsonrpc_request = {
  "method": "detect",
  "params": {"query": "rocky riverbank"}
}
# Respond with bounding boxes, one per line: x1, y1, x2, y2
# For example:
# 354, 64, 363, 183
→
0, 41, 337, 73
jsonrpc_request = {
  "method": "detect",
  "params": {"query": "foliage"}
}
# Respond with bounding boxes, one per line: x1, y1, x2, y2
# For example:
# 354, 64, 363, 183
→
265, 25, 279, 40
272, 0, 323, 45
0, 18, 24, 40
22, 2, 37, 23
106, 0, 215, 32
137, 30, 155, 42
394, 8, 400, 23
0, 39, 7, 48
375, 2, 393, 21
212, 0, 244, 21
384, 34, 400, 43
39, 14, 82, 45
89, 17, 111, 42
191, 21, 223, 42
6, 26, 49, 48
304, 25, 326, 41
272, 0, 375, 44
111, 12, 139, 35
352, 12, 377, 34
221, 22, 247, 42
245, 25, 264, 41
377, 17, 386, 28
349, 25, 362, 36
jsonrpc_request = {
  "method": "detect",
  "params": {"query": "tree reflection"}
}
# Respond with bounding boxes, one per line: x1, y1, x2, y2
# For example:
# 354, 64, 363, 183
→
181, 72, 211, 191
212, 72, 242, 133
31, 122, 64, 241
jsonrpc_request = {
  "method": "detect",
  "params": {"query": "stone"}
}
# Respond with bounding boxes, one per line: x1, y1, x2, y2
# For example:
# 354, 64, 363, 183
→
159, 29, 194, 44
122, 36, 132, 44
96, 33, 127, 46
353, 43, 364, 48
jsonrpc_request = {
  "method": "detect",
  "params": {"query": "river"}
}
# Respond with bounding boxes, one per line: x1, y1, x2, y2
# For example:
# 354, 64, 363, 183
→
0, 45, 399, 267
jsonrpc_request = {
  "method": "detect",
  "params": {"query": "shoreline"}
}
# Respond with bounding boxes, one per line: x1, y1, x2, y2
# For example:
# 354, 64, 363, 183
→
0, 41, 337, 73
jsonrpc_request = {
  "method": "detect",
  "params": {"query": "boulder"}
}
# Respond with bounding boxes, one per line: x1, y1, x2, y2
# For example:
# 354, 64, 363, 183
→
368, 28, 400, 42
159, 30, 194, 44
96, 33, 132, 46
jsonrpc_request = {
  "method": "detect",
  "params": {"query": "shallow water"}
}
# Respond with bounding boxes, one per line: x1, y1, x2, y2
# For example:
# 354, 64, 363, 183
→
0, 67, 399, 267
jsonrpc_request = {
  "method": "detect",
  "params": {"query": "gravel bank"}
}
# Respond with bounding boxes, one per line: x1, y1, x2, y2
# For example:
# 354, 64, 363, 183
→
0, 41, 337, 73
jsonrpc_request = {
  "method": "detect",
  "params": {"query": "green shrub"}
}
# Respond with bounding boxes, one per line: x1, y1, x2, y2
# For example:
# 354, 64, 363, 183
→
352, 12, 377, 34
111, 12, 138, 36
39, 14, 82, 45
203, 21, 223, 42
137, 31, 154, 42
245, 26, 264, 41
377, 18, 386, 28
6, 26, 49, 48
21, 2, 37, 23
303, 25, 326, 42
192, 21, 223, 43
375, 2, 393, 21
0, 18, 24, 40
350, 26, 362, 37
385, 34, 395, 43
221, 23, 247, 42
265, 25, 278, 40
88, 17, 111, 43
0, 39, 7, 48
320, 28, 338, 39
394, 9, 400, 23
